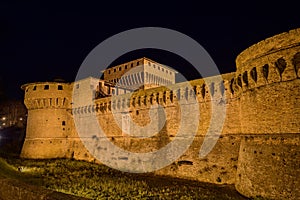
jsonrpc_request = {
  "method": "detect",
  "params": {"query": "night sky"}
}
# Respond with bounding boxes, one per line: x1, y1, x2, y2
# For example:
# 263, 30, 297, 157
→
1, 2, 300, 100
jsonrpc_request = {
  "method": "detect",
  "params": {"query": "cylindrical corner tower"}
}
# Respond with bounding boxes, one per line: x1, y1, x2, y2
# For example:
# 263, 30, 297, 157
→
20, 82, 74, 159
234, 28, 300, 199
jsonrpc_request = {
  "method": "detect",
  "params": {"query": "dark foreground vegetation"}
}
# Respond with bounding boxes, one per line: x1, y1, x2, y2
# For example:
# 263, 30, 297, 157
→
0, 156, 252, 199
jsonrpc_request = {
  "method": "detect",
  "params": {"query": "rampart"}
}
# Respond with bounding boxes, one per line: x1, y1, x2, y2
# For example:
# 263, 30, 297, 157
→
20, 28, 300, 199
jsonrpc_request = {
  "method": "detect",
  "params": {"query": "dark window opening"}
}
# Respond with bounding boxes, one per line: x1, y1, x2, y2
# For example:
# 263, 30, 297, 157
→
275, 58, 287, 76
262, 64, 269, 80
131, 63, 133, 67
58, 85, 63, 90
125, 65, 127, 69
201, 84, 206, 98
230, 78, 234, 94
178, 160, 193, 166
114, 68, 116, 72
242, 71, 248, 86
119, 67, 122, 71
44, 85, 49, 90
250, 67, 257, 82
62, 121, 66, 126
33, 86, 37, 91
292, 52, 300, 76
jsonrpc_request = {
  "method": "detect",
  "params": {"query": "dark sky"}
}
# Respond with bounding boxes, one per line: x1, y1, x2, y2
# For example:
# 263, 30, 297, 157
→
1, 2, 300, 100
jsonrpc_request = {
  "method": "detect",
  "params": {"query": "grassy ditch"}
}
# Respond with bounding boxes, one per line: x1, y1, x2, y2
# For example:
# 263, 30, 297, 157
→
0, 157, 249, 199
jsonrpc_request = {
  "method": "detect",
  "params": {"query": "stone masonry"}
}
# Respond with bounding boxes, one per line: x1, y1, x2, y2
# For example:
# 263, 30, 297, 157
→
20, 28, 300, 199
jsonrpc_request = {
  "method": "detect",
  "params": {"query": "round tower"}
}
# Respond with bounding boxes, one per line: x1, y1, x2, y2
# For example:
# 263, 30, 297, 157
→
233, 28, 300, 199
20, 82, 74, 158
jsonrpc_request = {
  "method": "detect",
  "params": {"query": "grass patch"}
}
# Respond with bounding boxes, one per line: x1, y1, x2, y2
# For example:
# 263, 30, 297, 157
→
1, 157, 250, 199
0, 157, 43, 185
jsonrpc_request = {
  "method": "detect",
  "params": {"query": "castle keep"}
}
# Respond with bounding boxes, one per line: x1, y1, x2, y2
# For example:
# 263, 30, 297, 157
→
20, 29, 300, 199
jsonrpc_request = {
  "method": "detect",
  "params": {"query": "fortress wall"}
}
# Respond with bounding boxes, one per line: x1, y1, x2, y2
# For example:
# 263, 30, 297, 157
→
73, 106, 241, 184
21, 82, 73, 159
156, 135, 241, 184
238, 80, 300, 134
235, 80, 300, 199
20, 28, 300, 200
25, 109, 70, 138
90, 72, 240, 136
68, 72, 242, 183
234, 29, 300, 199
20, 138, 70, 159
236, 135, 300, 200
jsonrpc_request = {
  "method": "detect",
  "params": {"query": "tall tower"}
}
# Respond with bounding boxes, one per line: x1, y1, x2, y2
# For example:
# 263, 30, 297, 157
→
20, 82, 73, 158
234, 28, 300, 199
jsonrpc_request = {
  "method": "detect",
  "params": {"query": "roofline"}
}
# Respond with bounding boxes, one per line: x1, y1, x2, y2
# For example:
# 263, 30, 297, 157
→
20, 81, 72, 90
100, 57, 178, 73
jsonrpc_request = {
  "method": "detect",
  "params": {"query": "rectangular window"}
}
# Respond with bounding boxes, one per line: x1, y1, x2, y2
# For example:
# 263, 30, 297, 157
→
119, 67, 122, 71
58, 85, 63, 90
108, 70, 111, 74
33, 86, 37, 91
44, 85, 49, 90
62, 121, 66, 126
125, 65, 127, 69
114, 68, 116, 72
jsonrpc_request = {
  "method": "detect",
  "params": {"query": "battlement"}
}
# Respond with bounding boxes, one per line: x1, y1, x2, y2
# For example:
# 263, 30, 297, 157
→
21, 82, 72, 110
236, 28, 300, 71
232, 28, 300, 95
72, 72, 236, 116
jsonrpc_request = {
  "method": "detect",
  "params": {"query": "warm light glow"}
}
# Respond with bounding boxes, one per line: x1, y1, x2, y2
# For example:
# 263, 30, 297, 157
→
19, 117, 23, 121
1, 117, 6, 121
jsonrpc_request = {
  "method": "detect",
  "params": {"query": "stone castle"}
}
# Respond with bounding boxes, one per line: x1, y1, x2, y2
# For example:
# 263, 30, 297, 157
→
20, 28, 300, 199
